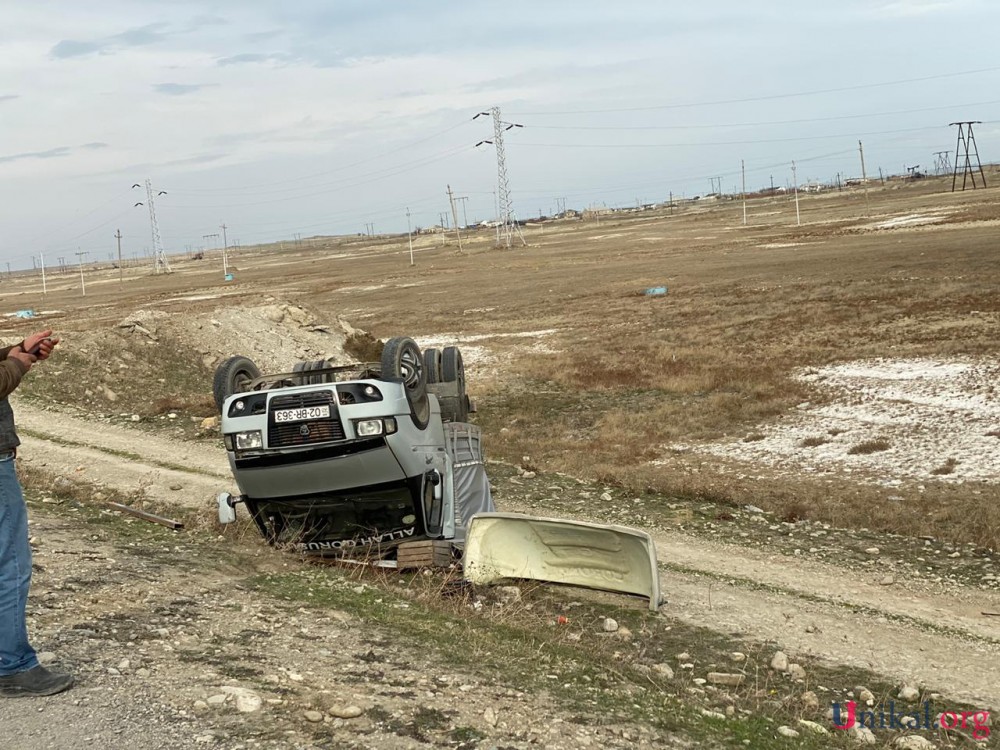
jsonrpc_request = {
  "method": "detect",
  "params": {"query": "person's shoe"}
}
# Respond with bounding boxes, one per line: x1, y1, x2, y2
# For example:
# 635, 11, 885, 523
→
0, 665, 74, 697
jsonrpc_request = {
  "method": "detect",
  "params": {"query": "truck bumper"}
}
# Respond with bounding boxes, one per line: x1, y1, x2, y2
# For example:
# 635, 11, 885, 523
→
229, 437, 408, 499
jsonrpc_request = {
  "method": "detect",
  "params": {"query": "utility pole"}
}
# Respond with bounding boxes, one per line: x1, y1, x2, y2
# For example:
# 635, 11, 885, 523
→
39, 252, 46, 295
406, 207, 414, 266
74, 250, 88, 296
791, 161, 801, 227
221, 223, 229, 277
115, 229, 123, 286
669, 191, 673, 215
741, 159, 747, 226
858, 140, 871, 216
447, 184, 463, 253
474, 107, 526, 248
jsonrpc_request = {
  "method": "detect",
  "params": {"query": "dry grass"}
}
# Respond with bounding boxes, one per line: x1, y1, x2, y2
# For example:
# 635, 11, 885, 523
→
847, 438, 892, 455
343, 331, 384, 362
931, 457, 959, 476
799, 436, 829, 448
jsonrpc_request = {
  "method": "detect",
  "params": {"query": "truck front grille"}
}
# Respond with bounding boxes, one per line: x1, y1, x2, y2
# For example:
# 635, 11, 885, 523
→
268, 391, 345, 447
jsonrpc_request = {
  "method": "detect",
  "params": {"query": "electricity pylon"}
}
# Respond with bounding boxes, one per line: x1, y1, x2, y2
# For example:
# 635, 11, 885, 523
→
949, 122, 987, 191
474, 107, 526, 249
132, 179, 171, 272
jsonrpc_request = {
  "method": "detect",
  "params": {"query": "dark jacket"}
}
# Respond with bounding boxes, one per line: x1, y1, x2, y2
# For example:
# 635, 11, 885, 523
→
0, 345, 29, 453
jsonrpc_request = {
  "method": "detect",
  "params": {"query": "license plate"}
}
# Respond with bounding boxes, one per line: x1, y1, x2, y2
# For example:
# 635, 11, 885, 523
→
274, 405, 331, 423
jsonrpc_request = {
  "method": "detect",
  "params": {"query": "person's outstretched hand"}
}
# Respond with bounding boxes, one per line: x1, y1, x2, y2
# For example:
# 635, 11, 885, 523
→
22, 330, 59, 360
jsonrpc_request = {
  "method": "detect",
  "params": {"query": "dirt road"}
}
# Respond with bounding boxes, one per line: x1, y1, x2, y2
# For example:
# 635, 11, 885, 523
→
14, 397, 234, 511
15, 399, 1000, 714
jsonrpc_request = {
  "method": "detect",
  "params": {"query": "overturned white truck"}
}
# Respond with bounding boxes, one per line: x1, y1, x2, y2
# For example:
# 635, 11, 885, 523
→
213, 336, 663, 609
214, 337, 493, 556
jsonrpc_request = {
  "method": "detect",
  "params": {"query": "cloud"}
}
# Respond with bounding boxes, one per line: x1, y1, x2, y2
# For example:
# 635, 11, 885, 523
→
185, 14, 228, 30
0, 146, 72, 165
153, 82, 215, 96
870, 0, 958, 16
244, 29, 285, 43
0, 95, 19, 104
111, 22, 170, 47
49, 20, 189, 59
162, 152, 228, 167
0, 142, 109, 165
216, 51, 297, 66
50, 39, 107, 59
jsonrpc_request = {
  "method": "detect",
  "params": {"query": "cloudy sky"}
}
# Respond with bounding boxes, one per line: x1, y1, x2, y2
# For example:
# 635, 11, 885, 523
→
1, 1, 998, 269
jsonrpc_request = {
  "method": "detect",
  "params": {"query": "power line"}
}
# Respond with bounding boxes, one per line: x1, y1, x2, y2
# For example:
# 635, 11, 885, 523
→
520, 99, 1000, 131
166, 145, 470, 209
170, 119, 475, 194
510, 125, 947, 149
507, 65, 1000, 115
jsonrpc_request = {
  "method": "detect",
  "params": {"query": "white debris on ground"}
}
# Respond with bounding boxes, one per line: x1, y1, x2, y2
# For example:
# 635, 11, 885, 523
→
661, 358, 1000, 486
870, 214, 946, 230
416, 329, 560, 378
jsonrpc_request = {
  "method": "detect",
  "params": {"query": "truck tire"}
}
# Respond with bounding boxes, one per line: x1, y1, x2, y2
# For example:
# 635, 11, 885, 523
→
439, 347, 469, 422
381, 337, 429, 428
423, 348, 442, 384
441, 346, 465, 385
293, 359, 332, 385
213, 355, 261, 411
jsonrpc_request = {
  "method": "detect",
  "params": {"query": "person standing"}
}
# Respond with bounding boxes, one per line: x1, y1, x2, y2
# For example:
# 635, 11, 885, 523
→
0, 329, 73, 697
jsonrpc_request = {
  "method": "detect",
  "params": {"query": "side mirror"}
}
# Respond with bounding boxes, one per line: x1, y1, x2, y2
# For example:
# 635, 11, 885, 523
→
217, 492, 237, 524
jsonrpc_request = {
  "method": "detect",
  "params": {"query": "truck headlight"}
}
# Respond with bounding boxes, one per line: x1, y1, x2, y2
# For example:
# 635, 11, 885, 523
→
355, 419, 384, 437
235, 430, 263, 450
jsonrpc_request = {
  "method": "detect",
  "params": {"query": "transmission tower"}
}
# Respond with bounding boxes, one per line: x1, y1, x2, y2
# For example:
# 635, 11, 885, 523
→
950, 121, 987, 191
132, 179, 171, 272
933, 150, 952, 175
474, 107, 526, 248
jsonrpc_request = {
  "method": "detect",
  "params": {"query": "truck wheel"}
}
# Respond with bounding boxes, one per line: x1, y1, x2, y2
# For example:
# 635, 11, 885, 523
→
213, 356, 261, 411
441, 346, 465, 386
293, 359, 331, 385
381, 337, 430, 428
423, 348, 442, 384
440, 347, 469, 422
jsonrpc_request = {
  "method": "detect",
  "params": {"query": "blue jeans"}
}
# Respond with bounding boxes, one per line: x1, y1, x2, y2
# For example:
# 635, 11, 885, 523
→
0, 454, 38, 676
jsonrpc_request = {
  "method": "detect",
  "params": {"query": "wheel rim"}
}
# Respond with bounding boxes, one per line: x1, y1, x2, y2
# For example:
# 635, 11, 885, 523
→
234, 369, 254, 392
399, 346, 422, 390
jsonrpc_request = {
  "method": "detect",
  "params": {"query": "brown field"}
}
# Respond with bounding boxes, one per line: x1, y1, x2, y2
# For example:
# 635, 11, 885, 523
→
4, 170, 1000, 749
5, 169, 999, 551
